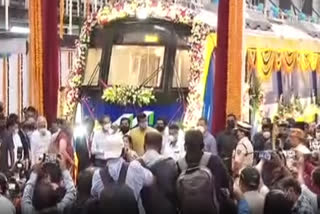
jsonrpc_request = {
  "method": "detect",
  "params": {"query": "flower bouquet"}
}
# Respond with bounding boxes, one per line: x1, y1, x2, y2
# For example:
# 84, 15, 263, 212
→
102, 85, 156, 106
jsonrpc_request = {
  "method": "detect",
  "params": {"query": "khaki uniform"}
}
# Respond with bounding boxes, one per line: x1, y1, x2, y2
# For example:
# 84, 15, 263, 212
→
232, 137, 254, 176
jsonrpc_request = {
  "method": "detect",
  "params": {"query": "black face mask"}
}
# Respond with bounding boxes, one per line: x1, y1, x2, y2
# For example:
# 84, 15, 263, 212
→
278, 133, 288, 138
155, 125, 165, 133
227, 120, 235, 129
120, 126, 130, 134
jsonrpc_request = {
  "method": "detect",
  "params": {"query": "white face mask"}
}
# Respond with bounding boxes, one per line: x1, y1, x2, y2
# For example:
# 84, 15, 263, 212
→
103, 123, 111, 131
168, 135, 178, 143
39, 128, 47, 136
316, 132, 320, 140
14, 128, 19, 135
27, 131, 33, 138
139, 122, 148, 130
197, 126, 205, 134
263, 131, 271, 139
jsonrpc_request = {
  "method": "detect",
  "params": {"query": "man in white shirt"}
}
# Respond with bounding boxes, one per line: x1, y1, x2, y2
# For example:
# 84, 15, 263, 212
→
91, 134, 153, 214
232, 121, 254, 177
290, 122, 311, 154
91, 115, 116, 167
30, 116, 51, 165
163, 123, 185, 161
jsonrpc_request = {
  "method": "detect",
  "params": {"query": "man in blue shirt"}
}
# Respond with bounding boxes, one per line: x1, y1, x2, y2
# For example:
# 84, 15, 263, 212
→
197, 118, 217, 155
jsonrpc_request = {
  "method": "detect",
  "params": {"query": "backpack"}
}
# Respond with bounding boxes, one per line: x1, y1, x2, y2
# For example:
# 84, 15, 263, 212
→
99, 162, 139, 214
177, 152, 219, 214
139, 157, 178, 214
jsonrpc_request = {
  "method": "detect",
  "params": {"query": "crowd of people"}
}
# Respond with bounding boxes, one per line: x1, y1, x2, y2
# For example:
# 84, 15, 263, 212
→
0, 101, 320, 214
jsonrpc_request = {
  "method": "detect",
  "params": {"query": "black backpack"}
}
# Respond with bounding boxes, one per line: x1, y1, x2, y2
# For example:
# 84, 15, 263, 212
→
177, 152, 219, 214
140, 157, 178, 214
99, 162, 139, 214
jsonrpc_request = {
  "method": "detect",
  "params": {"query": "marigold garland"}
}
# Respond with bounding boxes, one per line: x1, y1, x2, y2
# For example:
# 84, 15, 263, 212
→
64, 0, 212, 126
29, 0, 44, 115
59, 0, 65, 38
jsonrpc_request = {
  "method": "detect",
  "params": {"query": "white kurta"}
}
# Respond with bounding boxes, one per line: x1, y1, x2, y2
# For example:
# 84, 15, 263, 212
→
30, 130, 51, 165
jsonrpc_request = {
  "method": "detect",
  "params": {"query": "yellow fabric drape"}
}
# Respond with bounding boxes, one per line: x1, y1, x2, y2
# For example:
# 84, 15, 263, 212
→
281, 51, 296, 73
199, 33, 217, 102
274, 51, 282, 71
247, 49, 256, 73
29, 0, 44, 115
316, 54, 320, 74
256, 49, 275, 81
226, 0, 243, 119
247, 49, 320, 75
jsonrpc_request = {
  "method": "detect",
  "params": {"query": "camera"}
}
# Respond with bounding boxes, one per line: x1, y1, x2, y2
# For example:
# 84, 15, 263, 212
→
12, 147, 27, 181
39, 153, 61, 165
258, 151, 272, 161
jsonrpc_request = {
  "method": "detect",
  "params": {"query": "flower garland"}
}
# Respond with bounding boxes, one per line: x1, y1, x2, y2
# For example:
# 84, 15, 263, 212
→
102, 85, 156, 106
64, 0, 212, 125
64, 13, 97, 120
29, 0, 44, 115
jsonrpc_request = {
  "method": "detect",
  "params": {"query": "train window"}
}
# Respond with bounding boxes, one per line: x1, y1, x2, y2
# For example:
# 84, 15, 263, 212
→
108, 45, 165, 87
82, 48, 102, 86
173, 49, 191, 88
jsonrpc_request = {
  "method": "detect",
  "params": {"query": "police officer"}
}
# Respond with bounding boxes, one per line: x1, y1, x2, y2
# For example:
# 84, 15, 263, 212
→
232, 121, 254, 177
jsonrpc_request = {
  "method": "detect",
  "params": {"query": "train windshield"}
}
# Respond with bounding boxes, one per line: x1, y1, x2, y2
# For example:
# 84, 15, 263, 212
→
108, 26, 166, 88
173, 49, 190, 88
83, 48, 102, 86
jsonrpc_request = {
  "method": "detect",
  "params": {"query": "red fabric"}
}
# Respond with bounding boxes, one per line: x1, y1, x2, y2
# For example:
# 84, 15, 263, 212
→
52, 131, 74, 168
212, 0, 229, 134
304, 160, 320, 194
42, 0, 60, 126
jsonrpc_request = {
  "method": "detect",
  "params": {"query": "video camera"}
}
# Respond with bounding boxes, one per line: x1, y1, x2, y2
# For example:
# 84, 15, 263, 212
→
39, 153, 61, 165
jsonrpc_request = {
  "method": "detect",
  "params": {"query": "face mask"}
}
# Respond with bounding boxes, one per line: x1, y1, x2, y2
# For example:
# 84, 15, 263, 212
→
263, 131, 271, 139
103, 123, 111, 131
120, 126, 130, 134
197, 126, 205, 134
156, 125, 165, 133
139, 122, 148, 130
14, 128, 19, 134
169, 135, 177, 142
27, 131, 33, 138
227, 120, 235, 129
39, 128, 47, 136
316, 132, 320, 140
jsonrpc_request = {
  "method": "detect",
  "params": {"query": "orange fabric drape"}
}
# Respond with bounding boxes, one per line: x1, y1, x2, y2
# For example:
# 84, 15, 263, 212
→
226, 0, 243, 119
29, 0, 44, 115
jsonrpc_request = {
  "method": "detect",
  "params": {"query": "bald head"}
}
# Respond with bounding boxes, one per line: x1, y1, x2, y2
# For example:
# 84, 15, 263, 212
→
37, 116, 47, 129
144, 131, 163, 153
